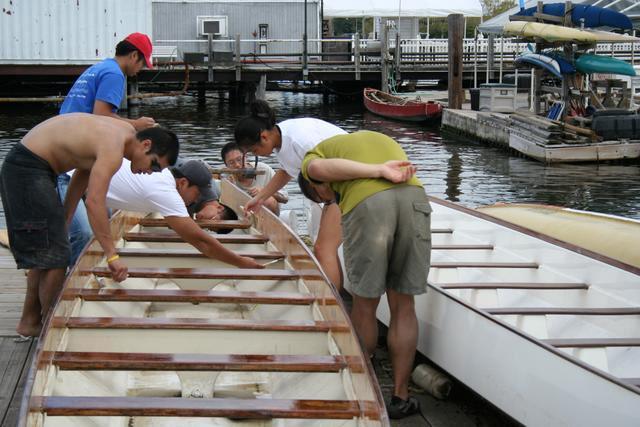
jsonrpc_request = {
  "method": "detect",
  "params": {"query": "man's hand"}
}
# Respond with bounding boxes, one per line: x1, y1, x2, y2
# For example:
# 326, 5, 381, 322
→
236, 256, 265, 269
244, 196, 264, 214
379, 160, 417, 183
132, 117, 156, 130
195, 201, 224, 220
108, 258, 128, 282
247, 187, 261, 197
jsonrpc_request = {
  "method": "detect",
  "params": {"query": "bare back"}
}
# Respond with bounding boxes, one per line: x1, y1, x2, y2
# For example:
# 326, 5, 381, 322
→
21, 113, 136, 174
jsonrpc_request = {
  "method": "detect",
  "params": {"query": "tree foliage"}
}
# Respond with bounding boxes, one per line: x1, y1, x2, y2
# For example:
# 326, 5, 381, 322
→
482, 0, 517, 19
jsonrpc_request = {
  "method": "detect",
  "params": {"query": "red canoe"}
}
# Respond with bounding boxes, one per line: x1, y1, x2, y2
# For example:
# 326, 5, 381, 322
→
363, 88, 443, 123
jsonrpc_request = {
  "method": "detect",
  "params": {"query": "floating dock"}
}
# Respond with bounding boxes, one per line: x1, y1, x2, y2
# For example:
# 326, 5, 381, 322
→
442, 109, 640, 163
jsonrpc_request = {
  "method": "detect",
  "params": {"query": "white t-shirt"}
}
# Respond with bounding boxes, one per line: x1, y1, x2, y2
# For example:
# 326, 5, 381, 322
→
276, 118, 347, 178
106, 159, 189, 217
230, 162, 288, 198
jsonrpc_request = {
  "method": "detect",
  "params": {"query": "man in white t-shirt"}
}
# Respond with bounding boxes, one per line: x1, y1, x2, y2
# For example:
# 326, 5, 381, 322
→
107, 158, 263, 269
221, 142, 288, 215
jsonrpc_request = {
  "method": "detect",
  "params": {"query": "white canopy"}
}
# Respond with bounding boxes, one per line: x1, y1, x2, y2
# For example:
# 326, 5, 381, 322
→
323, 0, 483, 18
479, 0, 640, 34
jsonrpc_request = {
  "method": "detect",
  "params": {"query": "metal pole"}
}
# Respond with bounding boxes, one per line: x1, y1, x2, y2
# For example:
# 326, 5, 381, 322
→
499, 37, 504, 83
474, 28, 478, 88
303, 0, 308, 79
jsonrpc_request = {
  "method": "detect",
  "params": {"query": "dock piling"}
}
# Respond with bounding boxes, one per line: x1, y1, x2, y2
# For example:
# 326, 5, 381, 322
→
448, 14, 465, 110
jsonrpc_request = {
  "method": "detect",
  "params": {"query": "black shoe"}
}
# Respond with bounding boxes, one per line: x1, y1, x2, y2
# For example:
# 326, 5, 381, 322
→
387, 395, 420, 419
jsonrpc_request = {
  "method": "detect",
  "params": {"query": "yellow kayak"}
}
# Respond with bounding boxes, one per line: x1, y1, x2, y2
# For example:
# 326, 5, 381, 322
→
477, 203, 640, 269
503, 21, 640, 43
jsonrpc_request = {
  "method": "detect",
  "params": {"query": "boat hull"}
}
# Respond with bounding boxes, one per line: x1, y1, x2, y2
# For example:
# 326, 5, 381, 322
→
503, 21, 640, 43
363, 88, 442, 123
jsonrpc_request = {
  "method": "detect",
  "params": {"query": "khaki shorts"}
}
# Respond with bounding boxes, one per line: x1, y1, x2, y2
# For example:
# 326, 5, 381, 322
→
342, 185, 431, 298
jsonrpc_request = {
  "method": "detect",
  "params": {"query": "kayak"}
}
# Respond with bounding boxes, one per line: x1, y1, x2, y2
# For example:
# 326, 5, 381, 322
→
503, 21, 640, 43
513, 3, 633, 30
576, 53, 636, 76
515, 53, 563, 77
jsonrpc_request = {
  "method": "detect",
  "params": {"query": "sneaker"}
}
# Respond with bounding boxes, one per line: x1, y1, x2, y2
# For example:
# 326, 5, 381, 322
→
387, 395, 420, 419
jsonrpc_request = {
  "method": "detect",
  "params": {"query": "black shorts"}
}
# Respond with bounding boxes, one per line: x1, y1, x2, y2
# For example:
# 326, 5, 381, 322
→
0, 143, 70, 269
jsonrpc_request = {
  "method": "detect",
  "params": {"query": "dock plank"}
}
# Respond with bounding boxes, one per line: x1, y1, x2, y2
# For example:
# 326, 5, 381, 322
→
0, 338, 35, 426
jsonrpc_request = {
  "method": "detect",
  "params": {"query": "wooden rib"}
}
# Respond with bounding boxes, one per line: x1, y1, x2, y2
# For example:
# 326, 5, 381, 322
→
432, 244, 494, 250
431, 262, 538, 269
32, 396, 380, 419
124, 232, 268, 243
432, 228, 453, 233
113, 248, 284, 259
439, 282, 589, 290
62, 288, 337, 305
622, 378, 640, 388
487, 307, 640, 316
85, 267, 312, 280
138, 218, 251, 230
543, 338, 640, 348
47, 352, 363, 373
52, 317, 350, 333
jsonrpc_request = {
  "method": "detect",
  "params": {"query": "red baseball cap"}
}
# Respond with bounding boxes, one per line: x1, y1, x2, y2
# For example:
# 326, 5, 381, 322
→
124, 32, 153, 69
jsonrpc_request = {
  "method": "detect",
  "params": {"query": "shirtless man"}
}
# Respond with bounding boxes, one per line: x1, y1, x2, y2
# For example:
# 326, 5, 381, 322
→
0, 113, 179, 337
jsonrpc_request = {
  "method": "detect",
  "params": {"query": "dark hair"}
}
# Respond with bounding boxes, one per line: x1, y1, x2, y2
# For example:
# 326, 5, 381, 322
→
137, 127, 180, 166
297, 172, 323, 204
216, 203, 238, 234
221, 142, 241, 164
115, 40, 144, 63
234, 100, 277, 149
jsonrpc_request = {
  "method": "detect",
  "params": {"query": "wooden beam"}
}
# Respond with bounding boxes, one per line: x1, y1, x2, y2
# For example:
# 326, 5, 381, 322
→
543, 338, 640, 348
84, 267, 315, 280
62, 288, 337, 305
432, 244, 494, 250
138, 218, 251, 230
431, 262, 539, 269
31, 396, 381, 419
110, 248, 284, 259
438, 282, 588, 290
487, 307, 640, 316
123, 232, 268, 243
51, 317, 350, 333
46, 352, 362, 373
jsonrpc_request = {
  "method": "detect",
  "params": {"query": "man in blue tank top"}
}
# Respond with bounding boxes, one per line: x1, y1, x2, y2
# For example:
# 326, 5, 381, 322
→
59, 32, 157, 266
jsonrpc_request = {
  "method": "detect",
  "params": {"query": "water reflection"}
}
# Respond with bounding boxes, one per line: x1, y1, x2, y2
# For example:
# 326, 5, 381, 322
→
0, 92, 639, 229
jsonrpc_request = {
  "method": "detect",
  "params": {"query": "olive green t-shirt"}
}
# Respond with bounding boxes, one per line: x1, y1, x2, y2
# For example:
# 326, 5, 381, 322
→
301, 130, 423, 215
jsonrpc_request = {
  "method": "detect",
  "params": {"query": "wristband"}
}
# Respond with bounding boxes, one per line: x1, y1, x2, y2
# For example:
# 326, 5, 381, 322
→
106, 254, 120, 264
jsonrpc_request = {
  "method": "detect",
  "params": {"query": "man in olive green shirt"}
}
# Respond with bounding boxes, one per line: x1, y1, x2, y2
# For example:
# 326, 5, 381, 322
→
299, 130, 432, 419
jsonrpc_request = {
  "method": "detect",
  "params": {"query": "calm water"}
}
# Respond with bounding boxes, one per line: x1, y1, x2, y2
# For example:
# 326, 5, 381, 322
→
1, 91, 640, 228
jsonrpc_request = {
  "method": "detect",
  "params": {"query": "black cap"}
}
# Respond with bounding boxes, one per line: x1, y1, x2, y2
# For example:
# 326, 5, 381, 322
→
172, 158, 217, 201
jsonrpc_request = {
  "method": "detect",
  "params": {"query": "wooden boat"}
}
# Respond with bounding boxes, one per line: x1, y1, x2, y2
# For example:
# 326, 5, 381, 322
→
363, 88, 443, 123
476, 203, 640, 269
375, 196, 640, 426
503, 21, 640, 43
18, 180, 389, 426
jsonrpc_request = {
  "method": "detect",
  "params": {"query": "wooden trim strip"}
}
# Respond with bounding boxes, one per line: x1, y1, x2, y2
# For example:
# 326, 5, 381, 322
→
112, 248, 284, 259
32, 396, 381, 419
431, 262, 539, 269
47, 352, 363, 373
622, 378, 640, 387
124, 232, 268, 243
138, 218, 251, 230
439, 282, 589, 290
62, 288, 338, 305
85, 267, 305, 280
52, 317, 351, 333
432, 244, 494, 250
487, 307, 640, 316
432, 228, 453, 234
542, 338, 640, 348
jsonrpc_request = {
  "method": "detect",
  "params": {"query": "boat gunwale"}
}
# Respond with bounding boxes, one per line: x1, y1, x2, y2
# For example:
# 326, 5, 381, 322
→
428, 196, 640, 396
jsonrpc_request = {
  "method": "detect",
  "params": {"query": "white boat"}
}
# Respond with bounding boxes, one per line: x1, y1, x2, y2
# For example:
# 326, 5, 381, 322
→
376, 196, 640, 426
18, 180, 389, 426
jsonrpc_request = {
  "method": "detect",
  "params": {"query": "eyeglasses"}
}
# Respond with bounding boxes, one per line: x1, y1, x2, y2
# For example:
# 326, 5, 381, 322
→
150, 158, 162, 173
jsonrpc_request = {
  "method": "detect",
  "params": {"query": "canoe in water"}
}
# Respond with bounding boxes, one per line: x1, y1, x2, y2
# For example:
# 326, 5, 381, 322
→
363, 88, 443, 123
503, 21, 640, 43
576, 53, 636, 76
512, 3, 633, 30
18, 179, 389, 426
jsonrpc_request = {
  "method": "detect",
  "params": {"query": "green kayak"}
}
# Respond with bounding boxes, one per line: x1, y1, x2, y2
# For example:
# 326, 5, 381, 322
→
575, 54, 636, 76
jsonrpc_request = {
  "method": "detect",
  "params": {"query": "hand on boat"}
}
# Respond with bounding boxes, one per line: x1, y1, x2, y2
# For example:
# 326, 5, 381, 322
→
132, 116, 156, 130
108, 258, 129, 282
236, 256, 265, 269
243, 197, 263, 215
379, 160, 417, 183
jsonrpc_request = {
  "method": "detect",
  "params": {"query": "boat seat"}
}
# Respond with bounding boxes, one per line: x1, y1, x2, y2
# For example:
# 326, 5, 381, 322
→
543, 338, 640, 348
138, 218, 251, 231
432, 244, 494, 250
123, 232, 268, 244
439, 282, 589, 290
106, 248, 284, 260
487, 307, 640, 315
85, 267, 322, 280
432, 261, 539, 269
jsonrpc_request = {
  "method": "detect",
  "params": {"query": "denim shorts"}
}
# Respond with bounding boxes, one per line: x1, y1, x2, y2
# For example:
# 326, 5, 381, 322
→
342, 185, 431, 298
0, 143, 70, 269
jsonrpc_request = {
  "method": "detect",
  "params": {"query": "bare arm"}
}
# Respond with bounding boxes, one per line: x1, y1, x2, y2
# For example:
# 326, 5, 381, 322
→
63, 170, 90, 227
245, 169, 292, 213
93, 100, 156, 130
306, 159, 417, 184
165, 216, 264, 269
